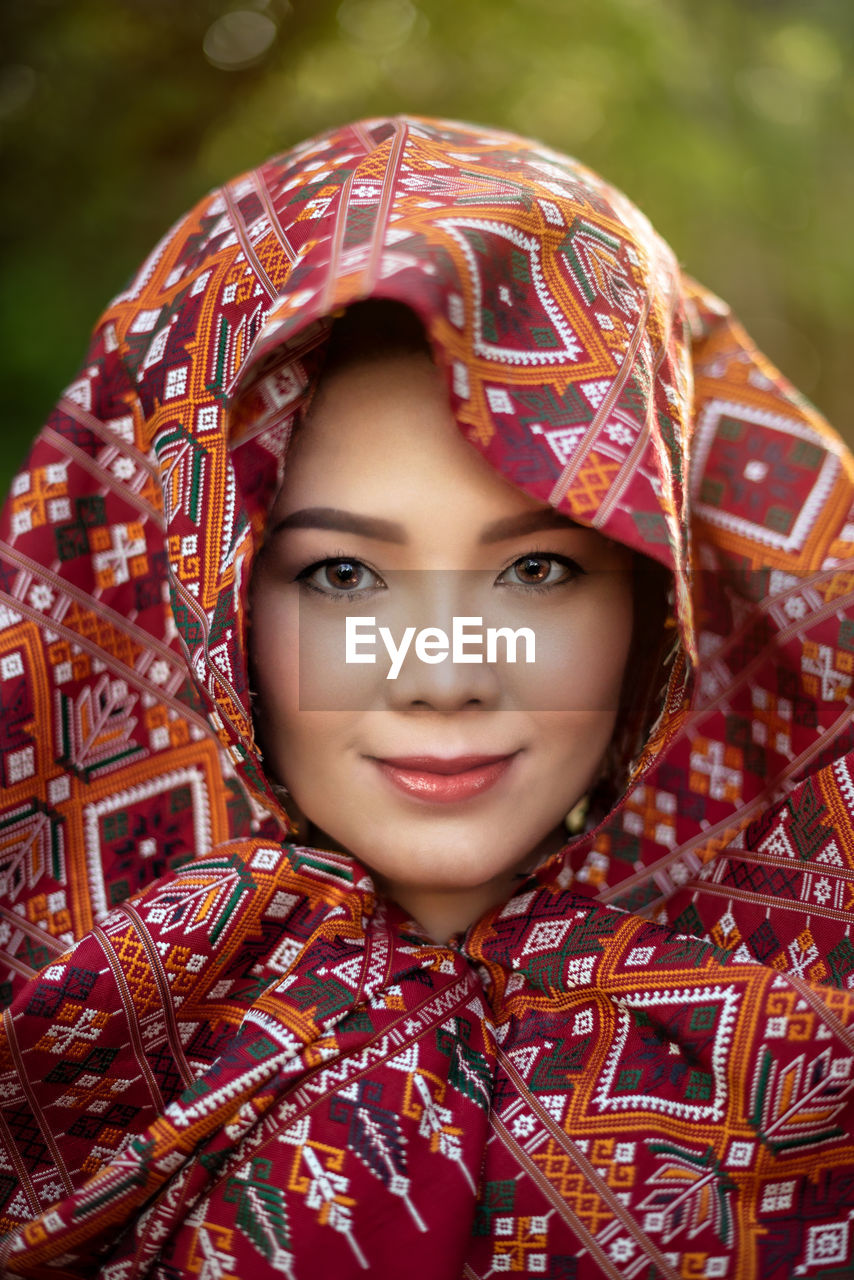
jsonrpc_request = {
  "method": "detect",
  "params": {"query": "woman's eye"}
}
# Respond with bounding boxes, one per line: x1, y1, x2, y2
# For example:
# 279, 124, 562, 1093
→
297, 558, 384, 596
498, 554, 582, 589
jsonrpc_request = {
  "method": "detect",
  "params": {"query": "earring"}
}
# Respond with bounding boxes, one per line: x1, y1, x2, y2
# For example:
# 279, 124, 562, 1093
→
564, 793, 590, 836
268, 779, 302, 839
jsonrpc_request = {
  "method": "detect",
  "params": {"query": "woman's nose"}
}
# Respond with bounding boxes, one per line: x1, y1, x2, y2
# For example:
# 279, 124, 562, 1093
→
381, 572, 503, 713
385, 630, 502, 713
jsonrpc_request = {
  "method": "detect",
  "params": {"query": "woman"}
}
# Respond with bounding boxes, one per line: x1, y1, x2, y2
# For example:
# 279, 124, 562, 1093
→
0, 115, 852, 1277
247, 296, 662, 945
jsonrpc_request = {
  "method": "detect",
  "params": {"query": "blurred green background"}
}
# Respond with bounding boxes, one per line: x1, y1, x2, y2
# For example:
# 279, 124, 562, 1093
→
2, 0, 852, 495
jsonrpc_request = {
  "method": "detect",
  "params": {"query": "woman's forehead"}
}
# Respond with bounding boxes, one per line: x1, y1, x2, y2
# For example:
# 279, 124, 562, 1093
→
270, 349, 563, 524
266, 504, 588, 545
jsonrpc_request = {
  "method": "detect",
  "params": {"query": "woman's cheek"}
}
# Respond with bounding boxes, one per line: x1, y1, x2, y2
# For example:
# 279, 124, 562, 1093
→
292, 597, 391, 711
509, 592, 632, 714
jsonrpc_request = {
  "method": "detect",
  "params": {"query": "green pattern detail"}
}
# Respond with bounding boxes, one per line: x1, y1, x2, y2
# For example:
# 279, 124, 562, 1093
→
749, 1046, 846, 1154
56, 692, 142, 781
517, 382, 591, 431
631, 510, 669, 545
230, 972, 279, 1004
657, 409, 684, 487
207, 587, 236, 648
209, 855, 257, 947
717, 416, 743, 441
520, 909, 620, 993
617, 1068, 642, 1090
247, 1035, 279, 1061
790, 439, 824, 470
285, 171, 352, 205
77, 495, 106, 527
109, 880, 130, 906
827, 937, 854, 989
780, 780, 830, 861
153, 423, 209, 524
170, 585, 204, 649
530, 325, 559, 348
181, 1077, 211, 1102
766, 505, 794, 534
690, 1005, 718, 1032
287, 848, 354, 882
286, 972, 354, 1022
612, 879, 661, 914
170, 785, 192, 814
472, 1179, 515, 1236
224, 1156, 292, 1266
699, 477, 725, 507
20, 936, 52, 970
685, 1070, 713, 1099
238, 752, 268, 795
436, 1018, 492, 1110
558, 217, 621, 305
647, 1141, 735, 1245
530, 1037, 589, 1092
344, 204, 378, 248
511, 248, 531, 282
337, 1006, 374, 1034
54, 521, 88, 562
671, 902, 705, 939
54, 495, 108, 562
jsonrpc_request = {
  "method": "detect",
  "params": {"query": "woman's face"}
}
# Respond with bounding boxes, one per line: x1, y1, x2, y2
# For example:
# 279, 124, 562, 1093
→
249, 350, 634, 939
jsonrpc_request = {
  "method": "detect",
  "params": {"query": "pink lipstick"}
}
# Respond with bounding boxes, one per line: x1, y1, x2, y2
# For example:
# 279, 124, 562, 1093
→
371, 753, 518, 803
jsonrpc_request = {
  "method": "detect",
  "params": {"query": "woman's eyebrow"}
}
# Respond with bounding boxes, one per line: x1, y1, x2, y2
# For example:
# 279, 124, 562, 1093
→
269, 506, 580, 543
480, 510, 581, 542
270, 508, 406, 541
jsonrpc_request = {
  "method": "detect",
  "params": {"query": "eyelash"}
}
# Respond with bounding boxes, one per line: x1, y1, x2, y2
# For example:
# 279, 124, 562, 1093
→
293, 546, 586, 601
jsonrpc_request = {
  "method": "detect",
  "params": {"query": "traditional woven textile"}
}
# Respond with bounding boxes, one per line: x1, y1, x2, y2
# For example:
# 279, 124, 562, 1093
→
0, 116, 853, 1278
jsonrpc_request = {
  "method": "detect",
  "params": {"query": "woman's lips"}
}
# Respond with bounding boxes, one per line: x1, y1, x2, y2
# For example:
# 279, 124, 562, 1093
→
371, 753, 518, 803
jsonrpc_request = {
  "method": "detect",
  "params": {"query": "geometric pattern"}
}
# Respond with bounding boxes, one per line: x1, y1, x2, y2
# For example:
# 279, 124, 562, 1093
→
0, 116, 851, 1277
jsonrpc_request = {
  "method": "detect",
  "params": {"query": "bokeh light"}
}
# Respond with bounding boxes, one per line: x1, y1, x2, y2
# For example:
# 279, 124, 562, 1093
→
336, 0, 419, 53
203, 10, 279, 71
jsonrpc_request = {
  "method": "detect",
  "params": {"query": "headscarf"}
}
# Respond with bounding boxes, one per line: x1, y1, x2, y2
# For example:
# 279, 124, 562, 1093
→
0, 115, 853, 1278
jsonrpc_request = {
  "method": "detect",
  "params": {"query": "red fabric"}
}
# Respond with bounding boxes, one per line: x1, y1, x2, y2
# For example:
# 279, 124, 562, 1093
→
0, 116, 852, 1278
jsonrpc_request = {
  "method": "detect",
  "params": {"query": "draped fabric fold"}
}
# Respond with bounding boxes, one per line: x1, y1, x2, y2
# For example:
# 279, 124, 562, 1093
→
0, 116, 852, 1277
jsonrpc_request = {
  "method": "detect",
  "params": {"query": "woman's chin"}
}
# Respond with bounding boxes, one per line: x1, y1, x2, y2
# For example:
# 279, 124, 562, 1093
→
342, 822, 565, 900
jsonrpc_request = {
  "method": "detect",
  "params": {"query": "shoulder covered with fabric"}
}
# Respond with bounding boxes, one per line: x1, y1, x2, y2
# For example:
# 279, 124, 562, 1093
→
0, 115, 852, 1277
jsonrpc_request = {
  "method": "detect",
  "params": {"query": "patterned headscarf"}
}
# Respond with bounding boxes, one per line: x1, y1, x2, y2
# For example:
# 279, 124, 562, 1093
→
0, 116, 853, 1277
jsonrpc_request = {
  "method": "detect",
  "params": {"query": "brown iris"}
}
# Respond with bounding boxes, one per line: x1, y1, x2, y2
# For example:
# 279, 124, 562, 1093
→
324, 561, 362, 589
513, 556, 552, 584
